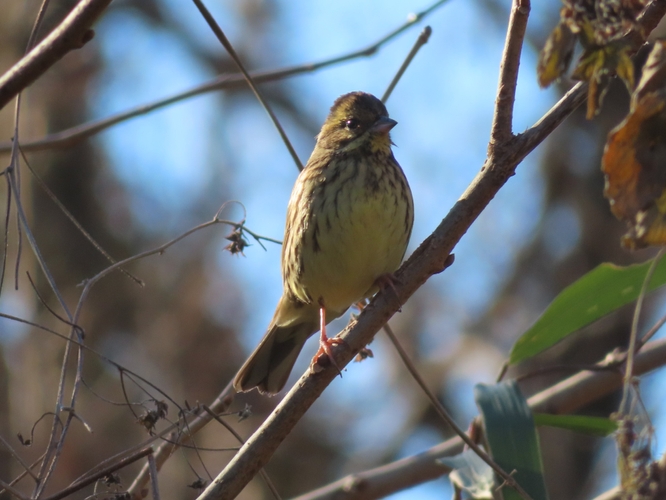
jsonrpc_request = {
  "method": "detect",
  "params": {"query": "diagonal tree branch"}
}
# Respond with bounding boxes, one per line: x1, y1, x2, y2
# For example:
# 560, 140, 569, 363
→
42, 447, 153, 500
0, 0, 111, 111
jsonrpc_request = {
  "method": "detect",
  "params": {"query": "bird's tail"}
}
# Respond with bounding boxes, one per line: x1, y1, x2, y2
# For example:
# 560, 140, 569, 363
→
234, 322, 318, 394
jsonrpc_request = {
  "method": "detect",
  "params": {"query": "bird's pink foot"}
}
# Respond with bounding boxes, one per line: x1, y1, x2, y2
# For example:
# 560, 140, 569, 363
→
310, 301, 348, 375
310, 332, 347, 375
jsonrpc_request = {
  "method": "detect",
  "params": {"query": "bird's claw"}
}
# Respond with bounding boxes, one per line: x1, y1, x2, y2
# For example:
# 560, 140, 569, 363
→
310, 336, 348, 376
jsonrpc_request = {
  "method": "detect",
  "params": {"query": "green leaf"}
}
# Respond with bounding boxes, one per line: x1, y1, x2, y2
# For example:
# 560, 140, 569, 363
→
533, 413, 618, 437
475, 381, 549, 500
509, 257, 666, 365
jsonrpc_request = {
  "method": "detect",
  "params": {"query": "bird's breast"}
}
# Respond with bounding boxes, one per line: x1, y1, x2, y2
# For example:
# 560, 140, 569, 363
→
293, 154, 412, 314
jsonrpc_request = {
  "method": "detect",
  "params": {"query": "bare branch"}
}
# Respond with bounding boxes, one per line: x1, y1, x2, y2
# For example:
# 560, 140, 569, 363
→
22, 150, 144, 286
382, 26, 432, 104
5, 173, 71, 317
0, 0, 111, 111
0, 454, 44, 498
490, 0, 530, 144
192, 0, 303, 171
202, 406, 281, 500
621, 250, 665, 414
0, 434, 39, 482
42, 447, 153, 500
0, 209, 249, 497
127, 386, 235, 498
0, 478, 29, 500
148, 453, 161, 500
638, 311, 666, 346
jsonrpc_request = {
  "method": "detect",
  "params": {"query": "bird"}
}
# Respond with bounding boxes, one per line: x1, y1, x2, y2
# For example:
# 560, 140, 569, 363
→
233, 91, 414, 395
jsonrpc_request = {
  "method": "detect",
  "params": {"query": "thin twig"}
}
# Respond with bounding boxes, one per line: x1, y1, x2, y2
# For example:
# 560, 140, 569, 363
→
150, 437, 238, 453
42, 447, 153, 500
126, 385, 235, 498
23, 0, 52, 54
0, 478, 29, 500
513, 362, 623, 383
202, 407, 282, 500
9, 152, 79, 499
8, 0, 53, 294
11, 169, 22, 293
5, 173, 71, 317
382, 26, 432, 104
620, 249, 665, 414
68, 416, 200, 488
21, 149, 144, 286
25, 271, 84, 336
638, 311, 666, 347
148, 453, 161, 500
33, 341, 86, 497
0, 434, 39, 482
0, 454, 45, 498
381, 324, 533, 500
77, 213, 252, 295
0, 0, 452, 154
0, 174, 12, 294
239, 225, 282, 247
192, 0, 303, 171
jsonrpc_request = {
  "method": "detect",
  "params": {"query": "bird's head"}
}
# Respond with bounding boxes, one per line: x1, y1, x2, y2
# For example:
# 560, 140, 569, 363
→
315, 92, 396, 153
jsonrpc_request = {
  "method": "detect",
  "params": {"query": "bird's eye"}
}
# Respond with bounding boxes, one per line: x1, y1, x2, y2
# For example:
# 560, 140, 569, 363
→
345, 118, 360, 129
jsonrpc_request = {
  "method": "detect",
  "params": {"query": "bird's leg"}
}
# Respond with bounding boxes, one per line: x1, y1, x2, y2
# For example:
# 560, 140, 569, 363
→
310, 299, 346, 375
374, 273, 402, 312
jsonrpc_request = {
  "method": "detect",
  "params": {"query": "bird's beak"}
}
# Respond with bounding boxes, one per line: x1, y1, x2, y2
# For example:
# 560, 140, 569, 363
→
371, 116, 397, 135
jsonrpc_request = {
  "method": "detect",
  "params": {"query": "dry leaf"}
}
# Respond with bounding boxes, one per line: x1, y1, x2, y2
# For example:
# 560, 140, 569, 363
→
538, 21, 576, 88
602, 91, 666, 249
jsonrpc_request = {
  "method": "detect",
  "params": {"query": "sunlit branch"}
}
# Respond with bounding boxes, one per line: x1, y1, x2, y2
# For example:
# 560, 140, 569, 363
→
0, 0, 110, 111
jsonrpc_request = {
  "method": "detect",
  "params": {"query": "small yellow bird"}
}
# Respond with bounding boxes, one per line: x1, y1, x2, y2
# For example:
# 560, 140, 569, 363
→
233, 92, 414, 394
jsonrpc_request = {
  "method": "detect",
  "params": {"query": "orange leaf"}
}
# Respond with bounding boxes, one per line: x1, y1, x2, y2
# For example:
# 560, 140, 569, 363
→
602, 92, 666, 249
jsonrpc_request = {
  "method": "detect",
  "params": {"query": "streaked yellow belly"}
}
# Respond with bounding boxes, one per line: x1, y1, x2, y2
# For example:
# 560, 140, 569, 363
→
299, 177, 410, 314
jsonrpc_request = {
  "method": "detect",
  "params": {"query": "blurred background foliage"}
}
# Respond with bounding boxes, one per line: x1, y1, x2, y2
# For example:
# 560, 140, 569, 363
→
1, 0, 665, 498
